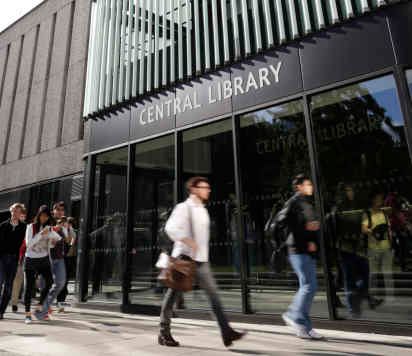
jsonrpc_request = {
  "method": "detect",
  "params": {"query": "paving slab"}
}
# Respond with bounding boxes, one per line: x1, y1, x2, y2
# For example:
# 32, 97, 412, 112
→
0, 306, 411, 355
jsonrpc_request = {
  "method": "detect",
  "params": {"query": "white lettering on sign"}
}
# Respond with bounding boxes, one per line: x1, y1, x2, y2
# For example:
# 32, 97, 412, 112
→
137, 61, 283, 126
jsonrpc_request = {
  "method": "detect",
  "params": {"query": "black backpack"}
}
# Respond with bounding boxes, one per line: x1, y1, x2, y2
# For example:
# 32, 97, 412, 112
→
265, 194, 297, 273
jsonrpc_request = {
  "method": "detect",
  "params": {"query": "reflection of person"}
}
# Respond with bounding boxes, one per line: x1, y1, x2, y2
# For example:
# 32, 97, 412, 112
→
159, 177, 245, 348
385, 193, 411, 272
282, 174, 324, 340
362, 192, 394, 302
334, 184, 369, 318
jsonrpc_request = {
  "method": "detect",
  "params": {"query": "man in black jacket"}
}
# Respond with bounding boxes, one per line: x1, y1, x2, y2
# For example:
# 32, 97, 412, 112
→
0, 203, 27, 319
282, 175, 324, 340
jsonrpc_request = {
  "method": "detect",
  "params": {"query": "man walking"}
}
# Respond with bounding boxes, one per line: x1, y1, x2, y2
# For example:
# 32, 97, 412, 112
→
159, 177, 245, 347
0, 203, 27, 319
282, 174, 324, 339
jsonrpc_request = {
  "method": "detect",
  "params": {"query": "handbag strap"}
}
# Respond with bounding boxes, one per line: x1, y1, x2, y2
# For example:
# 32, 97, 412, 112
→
186, 201, 195, 240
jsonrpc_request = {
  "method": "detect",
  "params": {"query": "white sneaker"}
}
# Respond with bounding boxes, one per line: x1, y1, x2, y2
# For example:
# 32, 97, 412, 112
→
296, 329, 312, 339
24, 316, 32, 324
308, 329, 325, 340
282, 313, 306, 334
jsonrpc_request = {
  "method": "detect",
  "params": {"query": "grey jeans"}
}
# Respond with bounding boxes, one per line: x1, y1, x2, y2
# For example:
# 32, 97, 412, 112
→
160, 262, 231, 336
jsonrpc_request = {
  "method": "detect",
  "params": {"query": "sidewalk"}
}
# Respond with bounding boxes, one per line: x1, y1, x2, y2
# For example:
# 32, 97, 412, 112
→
0, 306, 411, 355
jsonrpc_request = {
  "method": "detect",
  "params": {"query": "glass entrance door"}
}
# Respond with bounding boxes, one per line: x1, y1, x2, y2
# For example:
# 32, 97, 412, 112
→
127, 135, 175, 306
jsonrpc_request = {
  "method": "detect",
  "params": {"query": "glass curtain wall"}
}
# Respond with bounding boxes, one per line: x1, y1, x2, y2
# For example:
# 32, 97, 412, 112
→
181, 119, 242, 311
88, 148, 128, 301
128, 135, 175, 306
238, 100, 329, 317
311, 75, 412, 323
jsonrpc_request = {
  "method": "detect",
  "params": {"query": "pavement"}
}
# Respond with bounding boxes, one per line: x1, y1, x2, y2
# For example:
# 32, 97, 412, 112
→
0, 306, 411, 356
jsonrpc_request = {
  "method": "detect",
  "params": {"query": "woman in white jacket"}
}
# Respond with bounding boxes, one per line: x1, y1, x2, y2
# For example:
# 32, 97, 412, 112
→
23, 205, 61, 324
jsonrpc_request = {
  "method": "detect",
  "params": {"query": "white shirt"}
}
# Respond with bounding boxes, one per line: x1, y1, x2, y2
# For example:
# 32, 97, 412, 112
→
165, 196, 210, 262
25, 224, 62, 259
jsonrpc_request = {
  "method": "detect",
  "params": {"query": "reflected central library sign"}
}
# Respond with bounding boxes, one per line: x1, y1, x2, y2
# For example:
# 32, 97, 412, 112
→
138, 62, 283, 126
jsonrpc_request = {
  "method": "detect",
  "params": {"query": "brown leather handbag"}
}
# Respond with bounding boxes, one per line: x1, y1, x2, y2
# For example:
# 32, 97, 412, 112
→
158, 255, 196, 292
158, 202, 196, 292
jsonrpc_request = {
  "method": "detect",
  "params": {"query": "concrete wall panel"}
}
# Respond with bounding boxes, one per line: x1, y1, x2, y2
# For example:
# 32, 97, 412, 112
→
62, 59, 87, 145
0, 39, 22, 163
6, 28, 38, 163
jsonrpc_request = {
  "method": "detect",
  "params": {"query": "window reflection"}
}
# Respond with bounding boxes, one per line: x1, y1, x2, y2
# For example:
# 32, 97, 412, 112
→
89, 148, 128, 301
311, 75, 412, 323
182, 119, 242, 311
129, 135, 175, 306
239, 100, 328, 317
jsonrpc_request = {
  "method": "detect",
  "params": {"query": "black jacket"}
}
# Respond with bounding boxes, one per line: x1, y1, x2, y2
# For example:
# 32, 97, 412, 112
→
0, 219, 27, 256
287, 194, 319, 256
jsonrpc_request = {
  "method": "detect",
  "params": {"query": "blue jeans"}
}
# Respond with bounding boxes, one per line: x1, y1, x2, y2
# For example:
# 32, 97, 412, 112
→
286, 254, 317, 332
0, 255, 18, 314
39, 259, 66, 315
340, 252, 369, 315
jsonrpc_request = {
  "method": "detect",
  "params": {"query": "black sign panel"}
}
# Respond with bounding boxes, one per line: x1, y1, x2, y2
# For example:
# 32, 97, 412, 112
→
89, 106, 131, 152
175, 69, 232, 128
231, 45, 302, 112
130, 90, 175, 140
300, 14, 395, 91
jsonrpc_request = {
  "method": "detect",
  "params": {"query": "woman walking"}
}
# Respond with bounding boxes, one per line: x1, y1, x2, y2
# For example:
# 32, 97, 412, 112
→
24, 205, 61, 324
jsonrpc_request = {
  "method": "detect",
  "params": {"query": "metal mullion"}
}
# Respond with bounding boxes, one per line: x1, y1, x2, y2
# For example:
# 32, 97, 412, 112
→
360, 0, 370, 12
125, 0, 134, 100
98, 0, 110, 110
105, 0, 117, 106
132, 0, 140, 97
170, 0, 175, 83
300, 0, 312, 35
162, 0, 168, 86
240, 0, 251, 56
112, 0, 123, 104
202, 0, 211, 70
118, 0, 128, 101
230, 0, 241, 60
302, 95, 337, 321
185, 0, 192, 76
122, 144, 135, 308
220, 0, 230, 63
154, 0, 160, 89
78, 155, 96, 302
146, 0, 153, 91
231, 115, 251, 314
138, 0, 146, 95
211, 0, 220, 66
262, 0, 274, 48
274, 0, 287, 44
251, 0, 262, 52
194, 0, 201, 73
343, 0, 354, 18
328, 0, 340, 24
286, 0, 299, 39
177, 1, 183, 80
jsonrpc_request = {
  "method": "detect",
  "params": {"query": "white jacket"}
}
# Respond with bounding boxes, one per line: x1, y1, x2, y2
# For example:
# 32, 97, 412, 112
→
165, 197, 210, 262
25, 224, 62, 259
